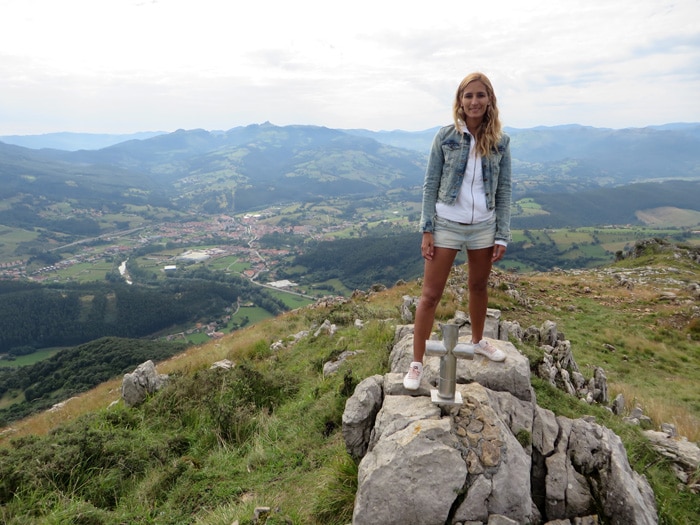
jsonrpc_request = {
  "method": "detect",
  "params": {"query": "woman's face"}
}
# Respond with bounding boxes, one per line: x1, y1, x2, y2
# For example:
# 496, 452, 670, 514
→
460, 80, 490, 122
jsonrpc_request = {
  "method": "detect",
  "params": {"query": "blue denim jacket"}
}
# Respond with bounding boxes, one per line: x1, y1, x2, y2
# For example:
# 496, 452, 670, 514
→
419, 124, 512, 244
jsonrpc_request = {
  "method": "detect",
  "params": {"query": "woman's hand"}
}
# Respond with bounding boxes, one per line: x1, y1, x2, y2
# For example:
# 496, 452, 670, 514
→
492, 244, 507, 262
421, 233, 435, 260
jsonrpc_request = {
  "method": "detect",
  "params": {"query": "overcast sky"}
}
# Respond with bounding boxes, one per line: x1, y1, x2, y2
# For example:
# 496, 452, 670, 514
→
1, 0, 699, 135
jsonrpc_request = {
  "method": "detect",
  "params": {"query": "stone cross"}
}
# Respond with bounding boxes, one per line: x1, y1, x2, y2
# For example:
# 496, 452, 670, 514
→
424, 323, 474, 405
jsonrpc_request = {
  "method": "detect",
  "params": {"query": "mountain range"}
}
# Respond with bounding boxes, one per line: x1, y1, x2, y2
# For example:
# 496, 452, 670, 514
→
1, 122, 699, 233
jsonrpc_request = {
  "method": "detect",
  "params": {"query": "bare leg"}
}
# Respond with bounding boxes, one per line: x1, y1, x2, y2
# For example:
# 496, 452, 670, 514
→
466, 246, 494, 343
413, 247, 459, 362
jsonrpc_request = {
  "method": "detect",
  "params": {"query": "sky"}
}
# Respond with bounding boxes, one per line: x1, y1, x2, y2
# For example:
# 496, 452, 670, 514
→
1, 0, 699, 135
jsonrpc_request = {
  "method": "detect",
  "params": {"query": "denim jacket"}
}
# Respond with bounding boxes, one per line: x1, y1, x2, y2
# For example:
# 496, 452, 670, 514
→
419, 124, 512, 244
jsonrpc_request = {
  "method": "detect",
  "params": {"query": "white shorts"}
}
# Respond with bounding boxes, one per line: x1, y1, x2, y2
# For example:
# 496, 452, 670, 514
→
432, 215, 496, 252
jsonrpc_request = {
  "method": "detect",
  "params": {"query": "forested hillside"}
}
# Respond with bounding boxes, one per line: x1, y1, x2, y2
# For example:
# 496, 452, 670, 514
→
287, 232, 425, 290
0, 337, 187, 425
512, 180, 700, 228
0, 270, 286, 355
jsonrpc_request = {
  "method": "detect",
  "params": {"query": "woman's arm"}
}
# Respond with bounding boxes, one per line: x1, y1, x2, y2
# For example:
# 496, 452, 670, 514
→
419, 128, 447, 233
494, 134, 512, 244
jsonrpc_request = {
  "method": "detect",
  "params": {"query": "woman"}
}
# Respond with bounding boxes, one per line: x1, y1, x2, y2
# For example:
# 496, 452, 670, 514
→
404, 72, 512, 390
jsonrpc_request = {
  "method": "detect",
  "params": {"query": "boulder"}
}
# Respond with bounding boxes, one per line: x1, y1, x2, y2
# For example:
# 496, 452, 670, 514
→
343, 315, 658, 524
353, 418, 467, 525
121, 360, 168, 407
342, 375, 384, 460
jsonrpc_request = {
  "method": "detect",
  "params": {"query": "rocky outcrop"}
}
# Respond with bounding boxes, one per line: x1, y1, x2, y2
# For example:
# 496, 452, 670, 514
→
644, 427, 700, 493
343, 324, 658, 525
121, 360, 169, 407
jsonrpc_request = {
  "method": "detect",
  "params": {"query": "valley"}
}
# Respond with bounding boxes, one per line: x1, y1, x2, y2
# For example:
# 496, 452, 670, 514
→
0, 123, 698, 420
3, 195, 696, 287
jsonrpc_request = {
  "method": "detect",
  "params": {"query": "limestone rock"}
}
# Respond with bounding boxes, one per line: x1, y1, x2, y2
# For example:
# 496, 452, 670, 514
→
499, 319, 523, 342
455, 337, 532, 402
643, 429, 700, 486
341, 375, 384, 460
323, 350, 363, 377
353, 418, 466, 525
121, 360, 168, 407
313, 319, 337, 337
345, 313, 658, 524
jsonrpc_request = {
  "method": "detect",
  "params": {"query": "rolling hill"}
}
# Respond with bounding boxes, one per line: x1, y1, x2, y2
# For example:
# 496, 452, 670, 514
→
0, 122, 699, 240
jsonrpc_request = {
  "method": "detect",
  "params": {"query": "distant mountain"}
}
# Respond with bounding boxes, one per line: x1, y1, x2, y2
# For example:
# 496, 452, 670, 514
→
0, 124, 427, 230
0, 131, 166, 151
354, 123, 700, 191
343, 127, 440, 154
1, 122, 699, 235
0, 131, 167, 151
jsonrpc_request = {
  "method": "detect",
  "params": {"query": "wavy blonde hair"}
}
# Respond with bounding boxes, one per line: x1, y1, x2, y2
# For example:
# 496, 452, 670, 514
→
452, 72, 502, 157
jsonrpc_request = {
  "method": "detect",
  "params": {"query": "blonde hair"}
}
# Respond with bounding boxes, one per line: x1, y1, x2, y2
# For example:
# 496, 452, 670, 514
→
452, 72, 502, 157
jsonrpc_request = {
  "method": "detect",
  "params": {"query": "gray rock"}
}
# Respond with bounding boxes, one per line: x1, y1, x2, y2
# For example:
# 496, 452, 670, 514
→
400, 295, 416, 323
346, 310, 658, 525
591, 367, 608, 404
393, 324, 414, 346
660, 422, 677, 437
643, 429, 700, 484
612, 393, 625, 415
499, 319, 523, 342
454, 384, 536, 523
353, 418, 466, 525
524, 325, 541, 344
541, 320, 559, 346
533, 406, 559, 457
451, 309, 470, 326
388, 331, 416, 378
323, 350, 362, 377
121, 360, 168, 407
487, 515, 519, 525
211, 359, 235, 370
454, 336, 533, 402
368, 394, 440, 451
567, 419, 657, 524
313, 319, 337, 337
341, 375, 384, 459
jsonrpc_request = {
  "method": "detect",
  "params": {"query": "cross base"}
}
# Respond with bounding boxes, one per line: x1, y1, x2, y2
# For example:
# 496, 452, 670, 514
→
430, 389, 463, 406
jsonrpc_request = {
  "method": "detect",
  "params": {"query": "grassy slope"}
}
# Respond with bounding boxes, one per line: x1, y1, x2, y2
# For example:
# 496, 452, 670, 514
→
0, 242, 698, 524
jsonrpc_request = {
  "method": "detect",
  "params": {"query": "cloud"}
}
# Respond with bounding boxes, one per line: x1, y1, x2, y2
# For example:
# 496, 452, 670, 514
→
0, 0, 698, 133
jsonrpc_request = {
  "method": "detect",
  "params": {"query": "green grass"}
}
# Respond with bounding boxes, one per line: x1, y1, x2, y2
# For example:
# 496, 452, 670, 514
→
0, 310, 396, 524
0, 347, 64, 367
491, 247, 700, 441
207, 256, 249, 273
234, 306, 274, 325
0, 227, 41, 263
51, 260, 115, 282
1, 241, 699, 524
266, 290, 314, 310
513, 198, 549, 217
302, 278, 352, 297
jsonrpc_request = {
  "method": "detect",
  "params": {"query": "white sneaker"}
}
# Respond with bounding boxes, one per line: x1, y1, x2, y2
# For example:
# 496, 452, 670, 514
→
403, 362, 423, 390
473, 340, 506, 362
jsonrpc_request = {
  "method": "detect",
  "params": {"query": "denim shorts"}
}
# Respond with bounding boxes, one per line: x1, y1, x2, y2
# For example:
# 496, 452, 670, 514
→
432, 215, 496, 252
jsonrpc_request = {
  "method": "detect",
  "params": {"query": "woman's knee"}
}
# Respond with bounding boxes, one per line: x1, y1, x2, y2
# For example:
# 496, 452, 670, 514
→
419, 288, 443, 309
468, 278, 489, 293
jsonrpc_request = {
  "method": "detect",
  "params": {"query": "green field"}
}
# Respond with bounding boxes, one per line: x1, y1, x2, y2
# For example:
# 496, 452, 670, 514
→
267, 290, 314, 309
513, 198, 549, 217
0, 347, 64, 368
230, 305, 274, 328
0, 227, 41, 260
207, 255, 250, 273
